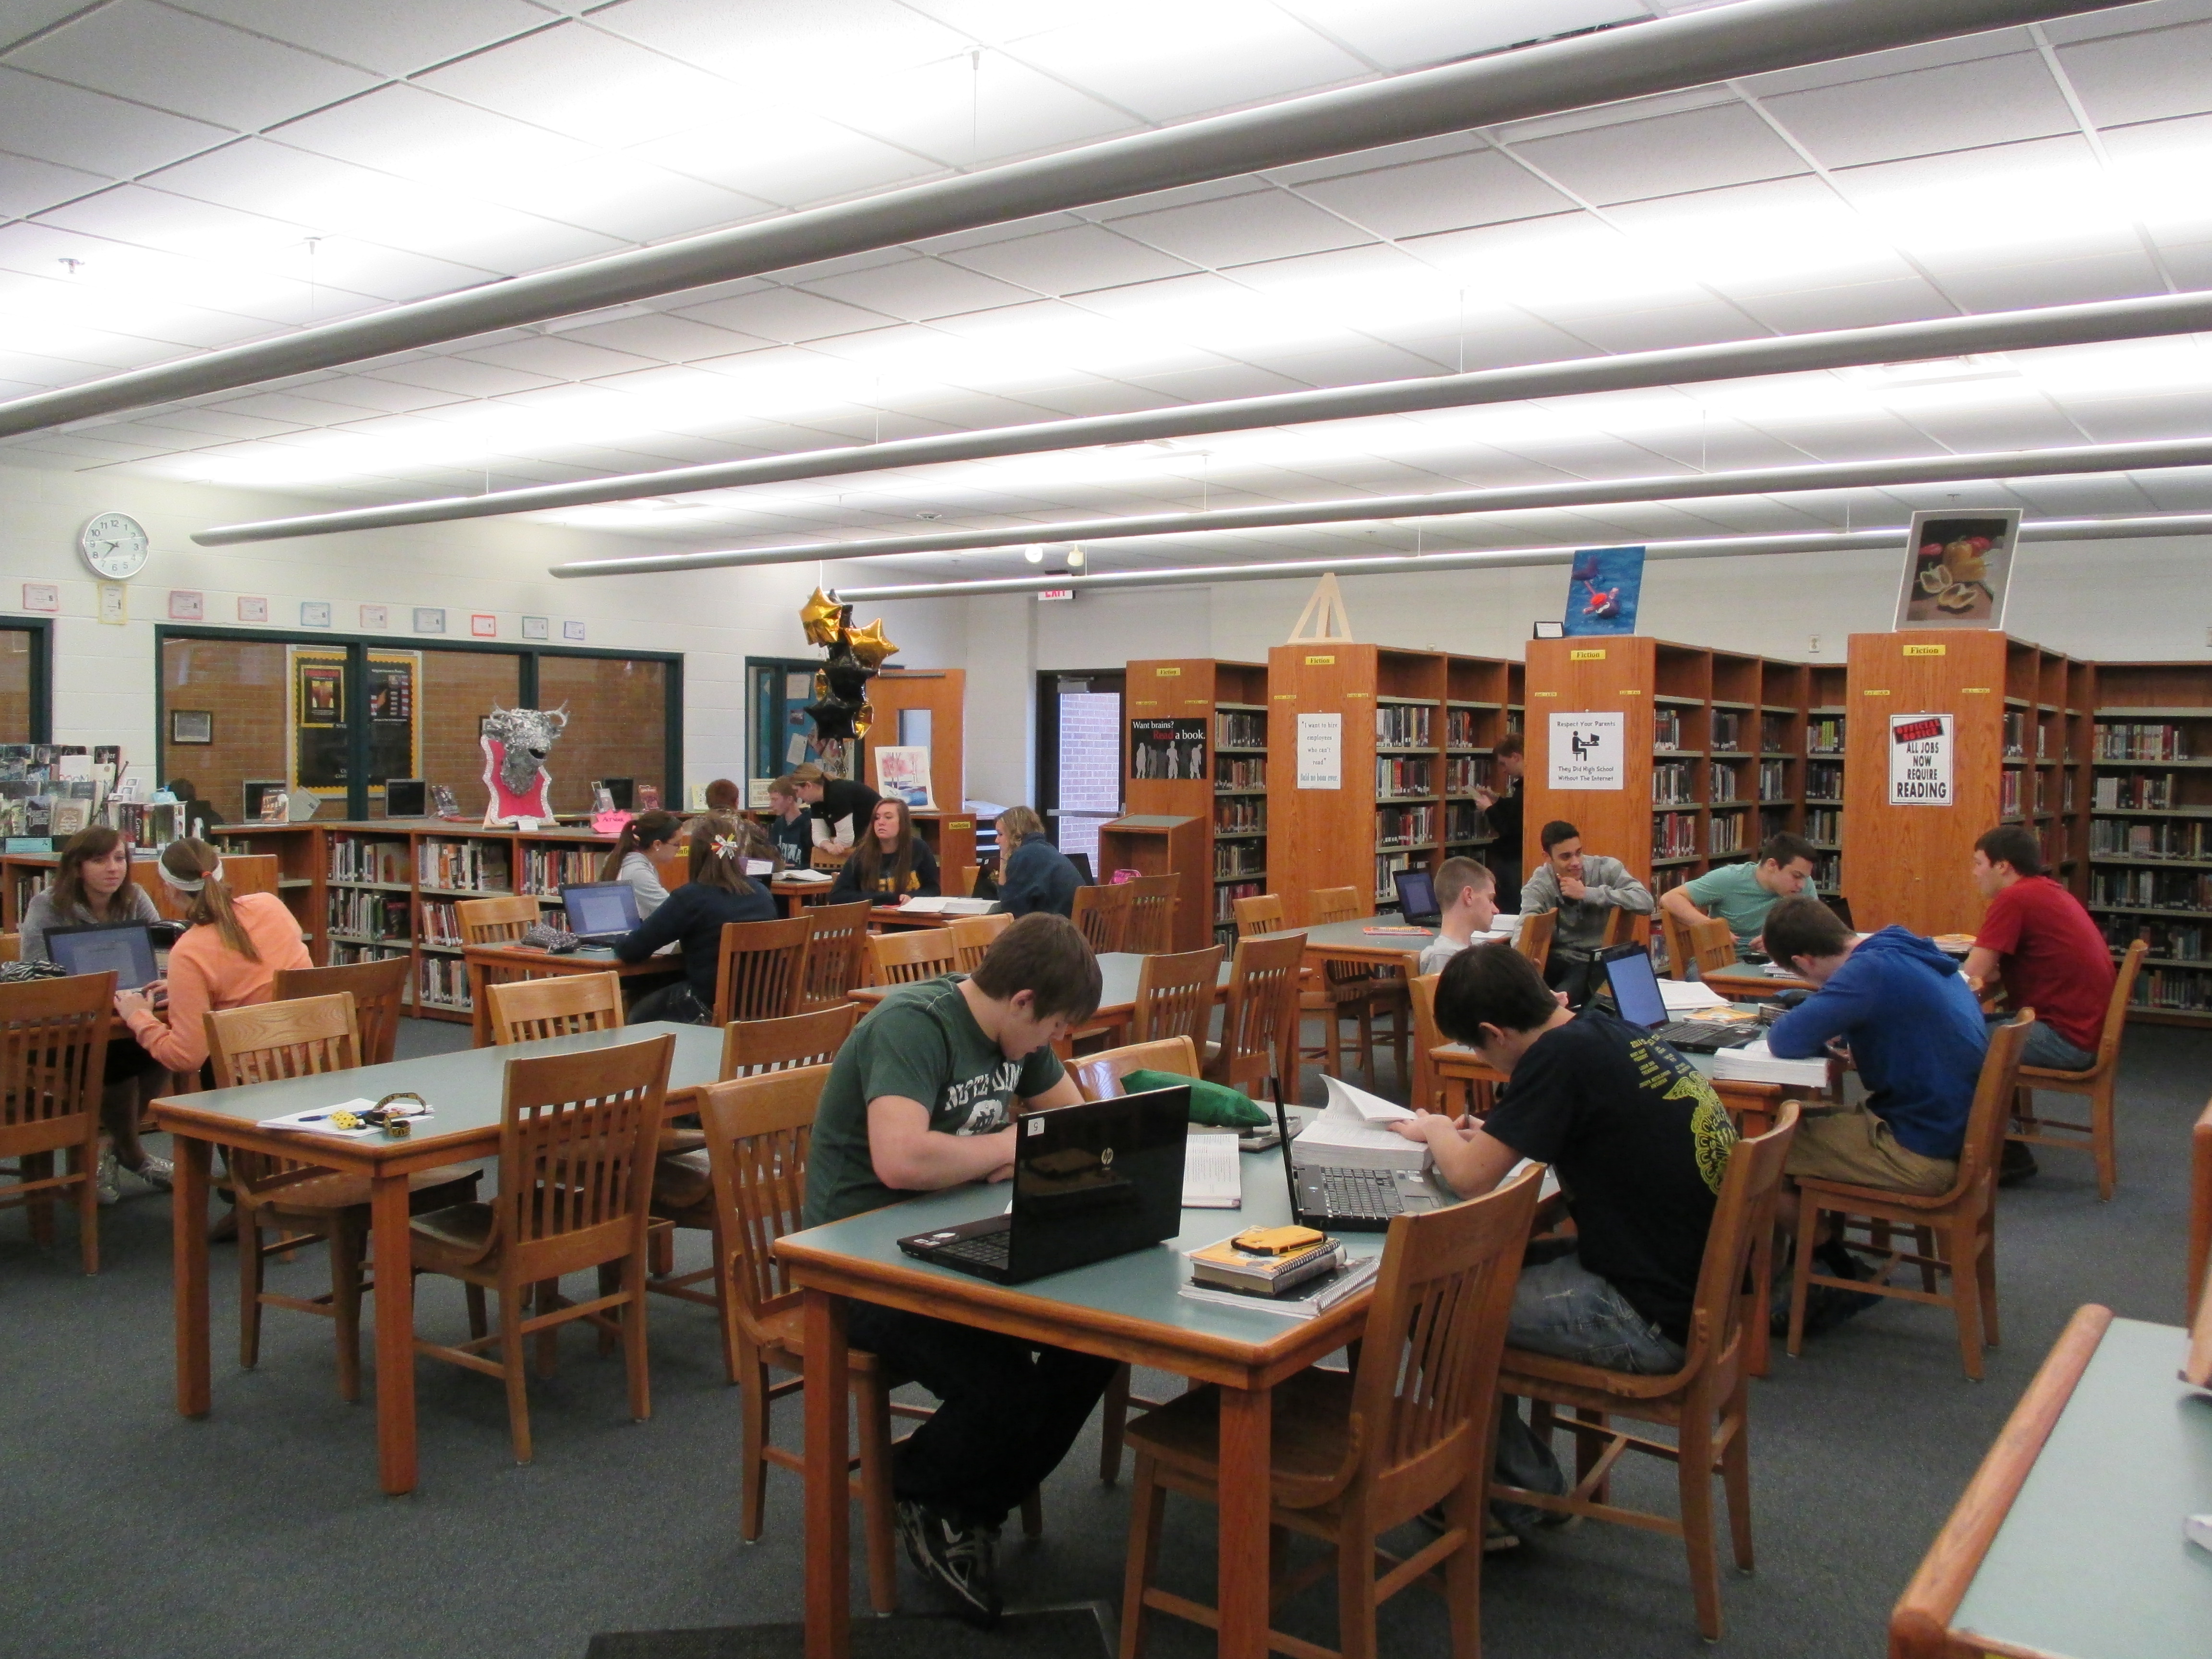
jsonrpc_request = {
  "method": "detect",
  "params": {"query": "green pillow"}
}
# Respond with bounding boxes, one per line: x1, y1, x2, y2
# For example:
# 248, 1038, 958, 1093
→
1121, 1068, 1270, 1129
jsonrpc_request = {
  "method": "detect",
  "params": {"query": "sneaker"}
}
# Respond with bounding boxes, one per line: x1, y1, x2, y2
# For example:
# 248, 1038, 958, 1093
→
896, 1500, 1001, 1629
125, 1154, 174, 1192
1998, 1139, 2039, 1188
96, 1149, 120, 1207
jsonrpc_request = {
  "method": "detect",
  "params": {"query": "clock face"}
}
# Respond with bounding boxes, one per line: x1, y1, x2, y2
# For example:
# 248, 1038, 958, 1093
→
80, 512, 150, 580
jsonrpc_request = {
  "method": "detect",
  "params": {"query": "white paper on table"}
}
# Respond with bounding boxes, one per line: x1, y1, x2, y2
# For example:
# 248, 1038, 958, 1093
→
1322, 1074, 1414, 1124
260, 1098, 436, 1138
1659, 980, 1731, 1011
777, 869, 833, 884
1182, 1131, 1243, 1209
1709, 1040, 1827, 1089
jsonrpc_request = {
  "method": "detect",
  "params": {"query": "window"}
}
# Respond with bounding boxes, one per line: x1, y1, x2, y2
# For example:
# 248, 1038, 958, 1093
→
0, 621, 53, 744
539, 654, 669, 812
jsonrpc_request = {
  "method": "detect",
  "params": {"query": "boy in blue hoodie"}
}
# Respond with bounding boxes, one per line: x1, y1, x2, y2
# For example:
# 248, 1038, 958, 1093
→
1762, 896, 1988, 1196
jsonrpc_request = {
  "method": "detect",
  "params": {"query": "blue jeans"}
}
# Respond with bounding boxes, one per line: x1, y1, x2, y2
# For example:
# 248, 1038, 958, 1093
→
1494, 1251, 1684, 1530
1986, 1011, 2095, 1072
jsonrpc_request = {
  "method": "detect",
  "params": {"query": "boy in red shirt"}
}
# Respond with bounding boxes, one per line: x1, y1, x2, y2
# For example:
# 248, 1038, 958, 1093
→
1963, 825, 2116, 1182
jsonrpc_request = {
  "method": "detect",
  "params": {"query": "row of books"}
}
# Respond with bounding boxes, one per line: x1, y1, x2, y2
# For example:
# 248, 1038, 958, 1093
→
1215, 756, 1267, 790
1653, 864, 1690, 896
1443, 755, 1490, 796
2090, 818, 2212, 860
2091, 772, 2184, 810
2000, 771, 2023, 818
1710, 710, 1745, 752
1807, 716, 1846, 756
1375, 757, 1433, 798
1653, 709, 1684, 752
1806, 807, 1841, 844
1807, 761, 1843, 801
418, 838, 510, 893
2100, 916, 2204, 960
1214, 796, 1265, 832
1652, 761, 1696, 805
2094, 721, 2195, 761
1444, 801, 1488, 844
420, 898, 466, 947
519, 845, 600, 895
1375, 803, 1435, 850
1373, 850, 1418, 905
2130, 965, 2212, 1013
1709, 810, 1746, 856
1215, 710, 1265, 748
2000, 769, 2058, 819
1214, 840, 1266, 879
1654, 811, 1697, 860
1757, 760, 1790, 803
1815, 852, 1840, 890
1444, 708, 1483, 748
1376, 704, 1432, 747
329, 888, 410, 940
107, 801, 188, 847
1709, 762, 1743, 804
419, 956, 474, 1011
328, 832, 412, 883
2089, 868, 2212, 910
329, 941, 408, 974
2003, 710, 2030, 759
1213, 879, 1264, 926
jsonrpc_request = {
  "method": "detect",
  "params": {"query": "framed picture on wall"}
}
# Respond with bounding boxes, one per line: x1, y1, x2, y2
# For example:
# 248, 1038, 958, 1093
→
170, 709, 213, 745
521, 615, 549, 640
413, 607, 446, 635
298, 665, 343, 726
301, 601, 332, 628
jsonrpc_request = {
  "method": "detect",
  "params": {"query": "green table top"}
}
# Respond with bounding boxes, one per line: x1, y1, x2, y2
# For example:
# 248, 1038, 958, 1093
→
1258, 916, 1438, 956
1952, 1317, 2212, 1658
157, 1022, 727, 1138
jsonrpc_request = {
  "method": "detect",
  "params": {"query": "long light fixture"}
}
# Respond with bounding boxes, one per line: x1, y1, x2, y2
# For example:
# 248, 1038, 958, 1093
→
0, 0, 2141, 442
548, 434, 2212, 577
828, 512, 2212, 602
190, 289, 2212, 547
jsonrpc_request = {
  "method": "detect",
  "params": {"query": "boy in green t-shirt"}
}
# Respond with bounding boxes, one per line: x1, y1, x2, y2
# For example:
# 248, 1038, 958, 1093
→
1660, 832, 1817, 951
805, 914, 1107, 1628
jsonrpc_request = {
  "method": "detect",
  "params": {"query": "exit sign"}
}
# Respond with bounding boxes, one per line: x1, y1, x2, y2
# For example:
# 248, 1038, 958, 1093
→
1036, 588, 1075, 602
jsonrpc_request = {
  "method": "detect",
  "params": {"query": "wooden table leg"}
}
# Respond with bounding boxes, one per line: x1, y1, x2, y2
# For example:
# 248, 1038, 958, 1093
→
371, 1171, 420, 1495
172, 1134, 212, 1418
1217, 1382, 1273, 1659
804, 1287, 852, 1659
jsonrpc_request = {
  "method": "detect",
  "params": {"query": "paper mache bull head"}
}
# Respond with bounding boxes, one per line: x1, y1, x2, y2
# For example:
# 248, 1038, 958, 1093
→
480, 702, 568, 824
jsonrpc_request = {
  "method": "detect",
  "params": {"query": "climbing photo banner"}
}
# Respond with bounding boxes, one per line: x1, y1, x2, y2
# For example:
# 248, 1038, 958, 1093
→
1561, 545, 1645, 636
1888, 713, 1954, 806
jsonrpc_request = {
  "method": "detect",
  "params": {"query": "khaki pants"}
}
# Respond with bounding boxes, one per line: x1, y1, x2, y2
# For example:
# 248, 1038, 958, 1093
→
1784, 1101, 1956, 1196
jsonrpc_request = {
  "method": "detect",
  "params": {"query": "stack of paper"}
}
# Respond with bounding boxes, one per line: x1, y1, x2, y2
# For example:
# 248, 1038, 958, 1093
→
778, 868, 833, 884
1182, 1131, 1243, 1209
898, 896, 998, 916
1290, 1076, 1430, 1174
1658, 980, 1731, 1013
1710, 1040, 1828, 1089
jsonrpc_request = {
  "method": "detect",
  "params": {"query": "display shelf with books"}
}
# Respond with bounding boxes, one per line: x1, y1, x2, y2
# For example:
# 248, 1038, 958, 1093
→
1128, 658, 1268, 949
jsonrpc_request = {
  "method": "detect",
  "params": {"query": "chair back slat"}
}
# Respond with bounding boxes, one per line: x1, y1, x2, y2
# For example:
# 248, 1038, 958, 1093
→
0, 972, 112, 1153
1688, 917, 1738, 976
499, 1036, 673, 1272
1217, 931, 1304, 1091
205, 993, 363, 1204
1515, 910, 1555, 974
1131, 945, 1222, 1048
868, 928, 959, 986
1311, 885, 1376, 987
697, 1066, 830, 1328
714, 916, 813, 1025
1955, 1011, 2036, 1199
1123, 874, 1176, 955
456, 894, 540, 946
1072, 1034, 1200, 1101
721, 1004, 862, 1079
1603, 908, 1651, 950
947, 911, 1012, 972
1071, 884, 1132, 954
1407, 972, 1450, 1116
1658, 907, 1693, 979
1232, 893, 1285, 938
485, 972, 625, 1046
800, 900, 873, 1009
2091, 939, 2148, 1070
274, 956, 409, 1065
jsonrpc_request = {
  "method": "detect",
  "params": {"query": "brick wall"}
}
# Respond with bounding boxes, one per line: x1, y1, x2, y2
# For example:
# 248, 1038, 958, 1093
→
538, 655, 667, 813
159, 637, 291, 822
1056, 690, 1123, 863
417, 649, 523, 820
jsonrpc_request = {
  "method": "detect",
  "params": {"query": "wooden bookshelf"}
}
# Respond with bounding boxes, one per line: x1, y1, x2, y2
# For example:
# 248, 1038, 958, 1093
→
1127, 657, 1268, 947
1443, 655, 1519, 871
1805, 662, 1849, 894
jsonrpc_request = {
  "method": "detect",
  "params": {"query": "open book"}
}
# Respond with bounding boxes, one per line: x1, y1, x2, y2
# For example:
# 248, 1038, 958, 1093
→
1289, 1075, 1430, 1174
896, 896, 998, 916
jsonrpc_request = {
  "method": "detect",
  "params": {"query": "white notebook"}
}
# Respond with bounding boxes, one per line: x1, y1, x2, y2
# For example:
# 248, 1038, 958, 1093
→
1182, 1131, 1243, 1209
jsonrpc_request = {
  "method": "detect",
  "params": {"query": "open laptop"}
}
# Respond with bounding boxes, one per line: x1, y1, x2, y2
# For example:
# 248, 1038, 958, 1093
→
45, 921, 159, 990
1821, 893, 1855, 931
898, 1084, 1191, 1284
558, 880, 640, 946
1273, 1082, 1456, 1233
1392, 868, 1441, 928
1066, 851, 1095, 884
1602, 945, 1759, 1052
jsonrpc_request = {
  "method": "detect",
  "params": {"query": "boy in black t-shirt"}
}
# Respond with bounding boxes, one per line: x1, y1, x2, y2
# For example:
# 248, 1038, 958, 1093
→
1394, 943, 1738, 1520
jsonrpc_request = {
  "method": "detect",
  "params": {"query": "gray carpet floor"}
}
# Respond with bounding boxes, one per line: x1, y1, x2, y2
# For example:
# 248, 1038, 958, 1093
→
2, 1016, 2202, 1659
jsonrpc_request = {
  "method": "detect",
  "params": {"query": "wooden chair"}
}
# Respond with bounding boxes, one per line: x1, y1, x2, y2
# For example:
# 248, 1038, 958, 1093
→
274, 956, 410, 1065
1492, 1105, 1800, 1642
2190, 1094, 2212, 1319
1130, 945, 1221, 1050
1310, 884, 1409, 1088
1658, 907, 1694, 979
0, 932, 19, 963
455, 893, 540, 946
1602, 907, 1651, 951
721, 1004, 862, 1079
947, 910, 1011, 972
1071, 1034, 1200, 1103
868, 927, 958, 986
1687, 916, 1739, 976
958, 863, 981, 897
0, 972, 112, 1274
205, 994, 479, 1400
484, 971, 625, 1045
1407, 971, 1498, 1119
1787, 1013, 2035, 1381
713, 916, 812, 1025
1232, 893, 1285, 938
1121, 1164, 1546, 1659
2007, 938, 2146, 1200
409, 1034, 674, 1463
1072, 882, 1133, 954
799, 899, 872, 1011
1205, 931, 1305, 1097
1515, 909, 1555, 975
1123, 873, 1176, 954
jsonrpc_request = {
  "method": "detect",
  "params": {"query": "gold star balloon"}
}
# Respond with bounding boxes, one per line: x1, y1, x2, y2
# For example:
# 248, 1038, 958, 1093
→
799, 587, 844, 647
844, 618, 899, 670
852, 699, 876, 739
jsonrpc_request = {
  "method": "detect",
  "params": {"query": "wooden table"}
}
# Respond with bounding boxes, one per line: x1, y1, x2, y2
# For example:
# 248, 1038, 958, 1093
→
152, 1021, 726, 1496
1891, 1306, 2211, 1659
1252, 915, 1438, 972
1701, 962, 1814, 1000
848, 951, 1231, 1045
459, 941, 684, 1046
769, 876, 838, 917
776, 1143, 1382, 1659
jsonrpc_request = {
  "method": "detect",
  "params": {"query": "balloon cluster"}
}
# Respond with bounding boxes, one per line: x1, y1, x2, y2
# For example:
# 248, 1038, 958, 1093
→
798, 588, 899, 743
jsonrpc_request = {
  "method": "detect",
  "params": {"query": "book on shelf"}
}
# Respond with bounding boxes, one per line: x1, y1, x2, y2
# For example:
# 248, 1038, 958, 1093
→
327, 832, 411, 884
1373, 851, 1417, 905
2100, 916, 2205, 959
2003, 709, 2028, 758
521, 844, 600, 894
1710, 710, 1743, 752
2095, 721, 2194, 761
1444, 800, 1487, 844
1215, 709, 1266, 748
1214, 879, 1264, 926
1215, 756, 1268, 790
1807, 761, 1843, 801
1214, 796, 1266, 832
1214, 840, 1267, 878
1444, 708, 1481, 748
1653, 709, 1683, 752
417, 837, 511, 892
1756, 760, 1788, 803
2092, 771, 2177, 810
1709, 761, 1740, 803
1374, 803, 1435, 849
1375, 704, 1432, 747
1444, 755, 1488, 795
419, 898, 463, 947
1708, 811, 1745, 857
417, 955, 473, 1010
1652, 761, 1695, 806
1807, 716, 1846, 755
1760, 712, 1792, 753
2091, 818, 2212, 860
1374, 756, 1433, 796
2000, 771, 2022, 818
1654, 811, 1697, 860
2133, 963, 2212, 1013
2090, 868, 2212, 909
328, 888, 410, 940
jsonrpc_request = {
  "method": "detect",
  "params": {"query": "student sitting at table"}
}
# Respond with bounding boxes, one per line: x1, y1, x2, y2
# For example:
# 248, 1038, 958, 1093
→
598, 808, 680, 920
829, 797, 940, 905
1762, 896, 1988, 1197
991, 805, 1079, 918
1518, 820, 1654, 1006
763, 775, 813, 868
1392, 942, 1739, 1539
616, 814, 777, 1024
1418, 856, 1499, 976
1659, 831, 1818, 951
702, 778, 742, 812
804, 914, 1110, 1626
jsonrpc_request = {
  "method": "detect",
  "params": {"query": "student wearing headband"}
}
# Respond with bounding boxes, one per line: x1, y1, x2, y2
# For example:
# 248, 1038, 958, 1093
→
616, 813, 778, 1024
114, 838, 312, 1076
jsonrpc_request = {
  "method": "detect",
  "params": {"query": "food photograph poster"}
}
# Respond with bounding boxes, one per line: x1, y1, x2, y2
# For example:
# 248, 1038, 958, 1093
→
1895, 508, 2020, 630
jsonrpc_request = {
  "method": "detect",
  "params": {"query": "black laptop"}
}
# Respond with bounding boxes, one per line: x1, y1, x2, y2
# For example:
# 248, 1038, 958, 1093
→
1392, 868, 1441, 928
1066, 850, 1096, 885
558, 880, 640, 947
1821, 893, 1855, 931
898, 1085, 1191, 1284
45, 921, 159, 990
1601, 945, 1758, 1052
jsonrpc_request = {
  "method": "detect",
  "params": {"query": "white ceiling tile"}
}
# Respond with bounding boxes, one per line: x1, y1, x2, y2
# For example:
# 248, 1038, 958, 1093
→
361, 359, 564, 398
596, 0, 972, 80
0, 146, 108, 216
1293, 147, 1576, 240
1107, 188, 1370, 269
0, 65, 232, 175
2055, 19, 2212, 127
0, 0, 89, 51
1266, 132, 1485, 188
458, 336, 669, 381
673, 286, 892, 343
12, 1, 378, 132
1729, 276, 1956, 334
941, 223, 1199, 295
1510, 102, 1809, 206
1118, 363, 1314, 403
281, 374, 472, 415
837, 49, 1129, 169
1010, 0, 1366, 124
1917, 252, 2166, 312
628, 114, 940, 212
2040, 0, 2212, 46
1273, 0, 1645, 70
546, 312, 769, 363
1762, 53, 2076, 169
802, 256, 1038, 321
1738, 30, 2040, 100
412, 20, 730, 151
166, 0, 550, 76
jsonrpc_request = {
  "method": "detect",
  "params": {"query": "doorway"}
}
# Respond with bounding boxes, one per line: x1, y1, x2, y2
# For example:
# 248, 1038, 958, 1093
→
1035, 671, 1125, 871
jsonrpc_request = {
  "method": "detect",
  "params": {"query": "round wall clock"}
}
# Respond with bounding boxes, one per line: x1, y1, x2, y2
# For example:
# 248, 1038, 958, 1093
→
80, 512, 150, 580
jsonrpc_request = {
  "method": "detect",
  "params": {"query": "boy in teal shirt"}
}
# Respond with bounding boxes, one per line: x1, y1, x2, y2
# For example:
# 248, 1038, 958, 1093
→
1660, 832, 1817, 950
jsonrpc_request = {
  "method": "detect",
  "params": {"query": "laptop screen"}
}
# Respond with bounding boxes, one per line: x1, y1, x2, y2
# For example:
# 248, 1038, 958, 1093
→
1602, 947, 1670, 1031
1394, 869, 1438, 922
46, 923, 158, 990
561, 881, 640, 938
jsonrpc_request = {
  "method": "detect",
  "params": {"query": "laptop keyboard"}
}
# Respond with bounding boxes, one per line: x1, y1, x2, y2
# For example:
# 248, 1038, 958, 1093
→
930, 1232, 1011, 1270
1650, 1021, 1759, 1049
1314, 1169, 1405, 1218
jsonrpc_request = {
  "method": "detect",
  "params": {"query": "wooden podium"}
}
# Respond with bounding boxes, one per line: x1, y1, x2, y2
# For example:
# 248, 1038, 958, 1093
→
1097, 814, 1208, 953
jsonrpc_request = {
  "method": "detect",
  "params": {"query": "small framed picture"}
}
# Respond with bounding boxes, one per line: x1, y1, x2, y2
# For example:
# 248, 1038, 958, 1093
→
562, 619, 587, 642
301, 601, 332, 628
168, 589, 204, 621
171, 709, 214, 745
237, 595, 268, 623
414, 606, 446, 634
98, 583, 127, 625
21, 582, 59, 613
521, 615, 549, 641
360, 603, 389, 630
470, 612, 497, 638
